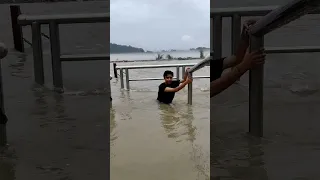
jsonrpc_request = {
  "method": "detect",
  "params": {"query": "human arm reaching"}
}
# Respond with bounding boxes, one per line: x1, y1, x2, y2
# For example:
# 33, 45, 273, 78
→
222, 19, 257, 69
165, 76, 193, 93
210, 48, 265, 97
180, 68, 190, 84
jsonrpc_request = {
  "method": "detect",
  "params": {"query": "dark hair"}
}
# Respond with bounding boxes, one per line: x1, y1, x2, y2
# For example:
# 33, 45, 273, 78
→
163, 70, 174, 78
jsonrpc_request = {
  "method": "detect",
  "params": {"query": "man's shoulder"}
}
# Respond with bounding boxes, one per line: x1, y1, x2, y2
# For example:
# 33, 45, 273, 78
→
159, 82, 166, 87
211, 57, 226, 81
171, 80, 180, 87
212, 57, 225, 67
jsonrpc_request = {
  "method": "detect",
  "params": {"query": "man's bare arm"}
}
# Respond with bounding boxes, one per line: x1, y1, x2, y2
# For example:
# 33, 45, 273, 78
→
211, 48, 266, 98
222, 55, 237, 69
180, 77, 186, 84
222, 20, 257, 69
222, 36, 249, 69
165, 80, 191, 93
223, 39, 249, 69
180, 68, 190, 83
210, 64, 248, 97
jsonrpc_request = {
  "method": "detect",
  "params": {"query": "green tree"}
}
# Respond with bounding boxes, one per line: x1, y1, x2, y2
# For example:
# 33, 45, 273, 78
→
156, 53, 164, 60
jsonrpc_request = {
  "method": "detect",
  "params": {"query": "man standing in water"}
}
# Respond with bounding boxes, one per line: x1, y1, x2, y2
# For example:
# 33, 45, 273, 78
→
157, 69, 192, 104
210, 19, 266, 97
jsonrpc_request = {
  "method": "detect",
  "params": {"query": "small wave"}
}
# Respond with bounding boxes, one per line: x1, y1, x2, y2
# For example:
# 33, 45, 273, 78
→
31, 83, 110, 96
289, 84, 319, 97
10, 72, 30, 79
7, 49, 25, 56
128, 88, 155, 92
200, 88, 209, 92
64, 89, 109, 96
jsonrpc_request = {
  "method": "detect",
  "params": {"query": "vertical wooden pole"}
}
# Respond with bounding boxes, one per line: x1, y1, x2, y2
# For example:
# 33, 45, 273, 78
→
113, 63, 117, 78
10, 5, 24, 52
0, 43, 8, 147
249, 35, 264, 137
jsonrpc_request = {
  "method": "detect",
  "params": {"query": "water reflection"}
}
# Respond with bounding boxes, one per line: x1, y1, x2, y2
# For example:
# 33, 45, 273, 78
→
53, 94, 65, 115
211, 131, 269, 179
0, 147, 16, 180
9, 54, 28, 79
32, 89, 49, 119
244, 135, 269, 180
158, 103, 209, 179
32, 90, 72, 128
158, 103, 196, 142
110, 107, 117, 144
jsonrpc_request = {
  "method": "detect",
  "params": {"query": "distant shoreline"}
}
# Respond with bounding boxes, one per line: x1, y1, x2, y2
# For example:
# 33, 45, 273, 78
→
110, 49, 210, 54
110, 58, 201, 63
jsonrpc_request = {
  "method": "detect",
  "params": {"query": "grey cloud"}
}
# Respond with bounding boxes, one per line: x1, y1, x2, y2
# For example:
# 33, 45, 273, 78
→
111, 0, 209, 51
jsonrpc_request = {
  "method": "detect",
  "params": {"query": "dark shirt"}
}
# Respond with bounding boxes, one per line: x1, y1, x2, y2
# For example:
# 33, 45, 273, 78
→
210, 57, 225, 82
157, 80, 180, 104
0, 109, 8, 124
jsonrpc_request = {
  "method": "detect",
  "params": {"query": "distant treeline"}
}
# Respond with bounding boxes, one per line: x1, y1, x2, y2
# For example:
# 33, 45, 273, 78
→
110, 43, 145, 53
110, 43, 210, 54
189, 47, 209, 51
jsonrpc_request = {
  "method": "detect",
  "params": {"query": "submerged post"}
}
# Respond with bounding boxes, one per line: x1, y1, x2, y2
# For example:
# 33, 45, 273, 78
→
31, 22, 45, 86
187, 55, 211, 105
125, 69, 129, 90
113, 63, 118, 78
108, 64, 112, 102
49, 21, 63, 92
248, 35, 264, 137
212, 15, 222, 59
10, 5, 24, 52
0, 43, 8, 147
246, 0, 320, 137
181, 66, 186, 78
187, 73, 193, 105
176, 66, 180, 80
119, 68, 124, 89
231, 14, 241, 54
232, 14, 242, 81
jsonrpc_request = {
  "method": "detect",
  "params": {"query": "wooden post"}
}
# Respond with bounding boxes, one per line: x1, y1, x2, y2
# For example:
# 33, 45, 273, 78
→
49, 22, 63, 92
249, 35, 264, 137
212, 15, 222, 59
109, 65, 112, 101
187, 73, 193, 105
0, 43, 8, 147
231, 14, 241, 55
10, 5, 24, 52
31, 22, 45, 85
113, 63, 117, 78
231, 14, 242, 81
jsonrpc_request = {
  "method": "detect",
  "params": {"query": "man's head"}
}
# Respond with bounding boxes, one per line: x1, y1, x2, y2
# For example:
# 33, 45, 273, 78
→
163, 70, 174, 84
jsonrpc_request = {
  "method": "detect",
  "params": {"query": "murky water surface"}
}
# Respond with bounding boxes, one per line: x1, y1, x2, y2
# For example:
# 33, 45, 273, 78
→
211, 0, 320, 179
1, 0, 320, 179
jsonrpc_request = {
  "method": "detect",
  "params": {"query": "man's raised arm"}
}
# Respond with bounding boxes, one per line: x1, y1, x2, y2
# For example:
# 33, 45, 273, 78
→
222, 19, 257, 70
210, 48, 266, 98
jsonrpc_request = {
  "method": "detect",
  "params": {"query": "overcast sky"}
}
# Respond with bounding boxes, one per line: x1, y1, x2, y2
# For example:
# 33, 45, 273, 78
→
110, 0, 210, 51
